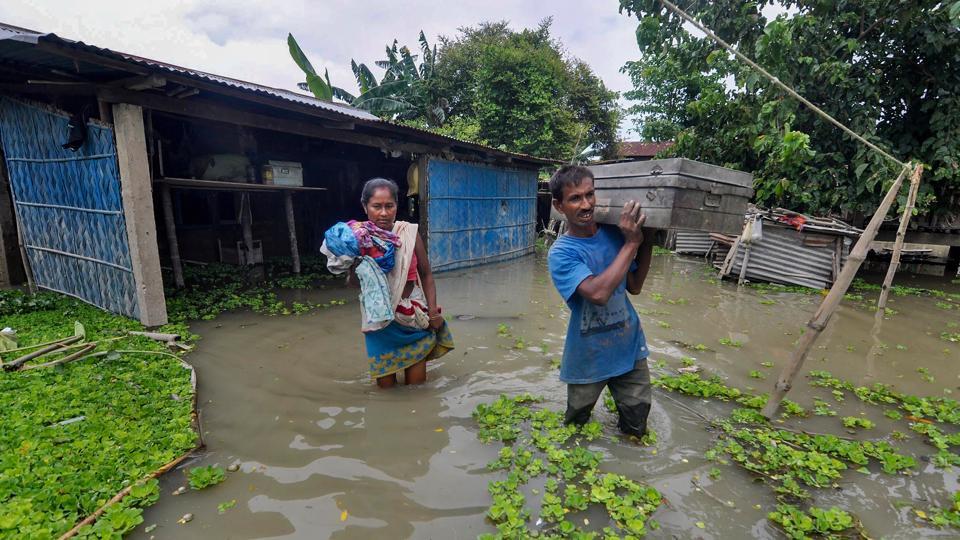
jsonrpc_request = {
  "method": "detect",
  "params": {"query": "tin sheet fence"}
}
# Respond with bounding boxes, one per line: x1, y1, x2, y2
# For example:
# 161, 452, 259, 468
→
425, 159, 537, 272
0, 97, 139, 318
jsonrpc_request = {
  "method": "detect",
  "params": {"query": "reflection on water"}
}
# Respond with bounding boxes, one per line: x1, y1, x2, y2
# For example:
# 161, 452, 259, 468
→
133, 254, 959, 539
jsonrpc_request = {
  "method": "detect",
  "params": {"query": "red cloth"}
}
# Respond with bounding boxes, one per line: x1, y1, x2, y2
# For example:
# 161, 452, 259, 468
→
363, 243, 417, 282
408, 253, 418, 282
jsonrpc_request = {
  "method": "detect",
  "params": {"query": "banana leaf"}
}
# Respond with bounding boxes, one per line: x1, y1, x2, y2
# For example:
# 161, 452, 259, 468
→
353, 97, 415, 115
287, 33, 316, 76
351, 60, 379, 94
399, 47, 419, 80
353, 79, 414, 102
332, 87, 357, 103
305, 71, 334, 101
288, 33, 333, 100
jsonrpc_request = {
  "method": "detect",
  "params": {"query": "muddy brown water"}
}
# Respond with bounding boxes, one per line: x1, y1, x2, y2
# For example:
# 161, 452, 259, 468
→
132, 254, 960, 539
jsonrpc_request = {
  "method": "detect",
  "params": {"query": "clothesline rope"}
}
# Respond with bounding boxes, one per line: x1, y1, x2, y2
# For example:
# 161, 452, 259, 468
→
657, 0, 908, 169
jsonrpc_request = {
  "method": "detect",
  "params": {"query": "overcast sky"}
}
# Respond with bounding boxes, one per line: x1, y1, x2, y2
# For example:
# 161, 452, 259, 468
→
1, 1, 645, 137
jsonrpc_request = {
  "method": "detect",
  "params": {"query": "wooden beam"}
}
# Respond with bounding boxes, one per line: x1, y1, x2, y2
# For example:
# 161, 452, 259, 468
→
113, 75, 167, 91
96, 87, 428, 152
112, 103, 168, 326
156, 177, 326, 192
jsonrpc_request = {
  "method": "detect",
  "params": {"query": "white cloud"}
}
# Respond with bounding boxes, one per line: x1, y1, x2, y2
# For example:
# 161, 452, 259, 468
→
1, 0, 642, 136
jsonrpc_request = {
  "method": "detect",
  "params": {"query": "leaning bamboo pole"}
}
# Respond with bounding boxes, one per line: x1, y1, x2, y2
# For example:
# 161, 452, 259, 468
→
877, 165, 924, 311
761, 165, 913, 418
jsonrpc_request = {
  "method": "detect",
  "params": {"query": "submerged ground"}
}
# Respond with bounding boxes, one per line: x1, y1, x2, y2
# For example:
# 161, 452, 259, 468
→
127, 253, 959, 539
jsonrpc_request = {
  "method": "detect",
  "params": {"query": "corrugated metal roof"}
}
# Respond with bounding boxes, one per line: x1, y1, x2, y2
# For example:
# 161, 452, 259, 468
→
0, 21, 556, 166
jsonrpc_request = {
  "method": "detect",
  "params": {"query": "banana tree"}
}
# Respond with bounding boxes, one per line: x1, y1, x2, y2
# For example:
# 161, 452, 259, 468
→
288, 32, 447, 125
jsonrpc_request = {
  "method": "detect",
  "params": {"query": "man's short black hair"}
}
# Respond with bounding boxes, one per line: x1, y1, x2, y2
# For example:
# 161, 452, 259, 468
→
549, 165, 594, 201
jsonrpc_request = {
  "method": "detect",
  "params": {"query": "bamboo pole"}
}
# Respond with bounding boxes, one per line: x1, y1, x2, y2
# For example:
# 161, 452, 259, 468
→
283, 191, 301, 274
0, 334, 79, 355
22, 343, 96, 370
877, 165, 924, 311
3, 335, 82, 371
160, 183, 185, 288
761, 165, 911, 419
57, 446, 198, 540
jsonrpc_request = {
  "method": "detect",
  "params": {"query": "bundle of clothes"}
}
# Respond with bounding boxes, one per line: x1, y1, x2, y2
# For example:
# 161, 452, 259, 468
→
320, 220, 430, 332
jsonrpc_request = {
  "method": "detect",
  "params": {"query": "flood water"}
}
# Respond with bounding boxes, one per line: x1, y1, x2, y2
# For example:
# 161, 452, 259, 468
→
133, 253, 960, 539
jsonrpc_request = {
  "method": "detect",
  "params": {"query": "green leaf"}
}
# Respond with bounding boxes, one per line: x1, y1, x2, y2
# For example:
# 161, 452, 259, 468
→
287, 33, 317, 77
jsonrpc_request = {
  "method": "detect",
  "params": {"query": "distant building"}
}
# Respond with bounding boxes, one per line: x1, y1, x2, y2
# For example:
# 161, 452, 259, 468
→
617, 141, 674, 161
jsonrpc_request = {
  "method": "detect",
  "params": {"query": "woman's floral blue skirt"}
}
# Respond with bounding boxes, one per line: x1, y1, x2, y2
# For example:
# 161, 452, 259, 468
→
364, 321, 454, 378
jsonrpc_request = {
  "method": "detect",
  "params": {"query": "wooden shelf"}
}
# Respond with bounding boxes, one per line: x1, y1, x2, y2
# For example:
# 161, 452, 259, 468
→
155, 177, 327, 193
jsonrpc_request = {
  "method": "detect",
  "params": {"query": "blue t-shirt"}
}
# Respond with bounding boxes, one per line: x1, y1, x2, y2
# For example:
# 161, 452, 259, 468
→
548, 225, 648, 384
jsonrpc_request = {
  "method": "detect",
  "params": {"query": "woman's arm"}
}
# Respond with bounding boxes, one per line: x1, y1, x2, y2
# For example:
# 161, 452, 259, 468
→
414, 233, 443, 330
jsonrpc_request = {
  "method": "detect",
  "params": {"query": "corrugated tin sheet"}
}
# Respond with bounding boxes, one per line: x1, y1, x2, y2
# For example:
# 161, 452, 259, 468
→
0, 21, 555, 166
674, 231, 714, 254
721, 222, 852, 290
426, 158, 537, 272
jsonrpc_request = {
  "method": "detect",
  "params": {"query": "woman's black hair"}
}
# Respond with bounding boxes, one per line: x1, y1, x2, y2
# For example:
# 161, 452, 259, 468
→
360, 177, 399, 206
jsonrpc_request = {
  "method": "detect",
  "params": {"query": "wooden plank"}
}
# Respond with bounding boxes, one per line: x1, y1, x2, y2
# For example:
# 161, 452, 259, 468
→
113, 103, 168, 326
156, 177, 327, 192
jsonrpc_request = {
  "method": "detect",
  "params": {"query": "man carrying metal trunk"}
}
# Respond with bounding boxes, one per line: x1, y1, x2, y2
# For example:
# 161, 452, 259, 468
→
546, 165, 655, 439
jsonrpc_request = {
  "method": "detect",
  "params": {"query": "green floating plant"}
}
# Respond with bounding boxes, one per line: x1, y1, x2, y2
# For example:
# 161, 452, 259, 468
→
474, 395, 663, 539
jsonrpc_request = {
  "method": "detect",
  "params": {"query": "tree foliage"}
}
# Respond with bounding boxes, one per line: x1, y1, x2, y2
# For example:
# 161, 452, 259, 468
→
428, 20, 621, 160
620, 0, 960, 220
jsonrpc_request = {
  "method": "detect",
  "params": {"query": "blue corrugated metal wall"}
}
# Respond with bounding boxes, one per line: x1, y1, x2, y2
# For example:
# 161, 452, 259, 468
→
426, 158, 538, 271
0, 97, 139, 318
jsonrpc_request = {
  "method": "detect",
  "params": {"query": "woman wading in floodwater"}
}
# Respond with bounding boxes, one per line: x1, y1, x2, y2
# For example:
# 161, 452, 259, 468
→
338, 178, 454, 388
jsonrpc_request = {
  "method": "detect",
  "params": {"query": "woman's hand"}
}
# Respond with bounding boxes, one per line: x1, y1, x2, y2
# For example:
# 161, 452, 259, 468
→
428, 312, 444, 331
345, 258, 361, 288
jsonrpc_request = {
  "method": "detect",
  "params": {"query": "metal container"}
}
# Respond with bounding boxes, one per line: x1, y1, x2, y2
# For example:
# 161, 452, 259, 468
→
262, 160, 303, 187
587, 158, 754, 235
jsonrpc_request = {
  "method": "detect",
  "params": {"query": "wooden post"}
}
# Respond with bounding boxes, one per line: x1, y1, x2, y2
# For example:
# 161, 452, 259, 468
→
160, 183, 184, 288
737, 243, 752, 285
283, 191, 301, 274
416, 155, 432, 257
113, 103, 168, 327
240, 193, 254, 265
761, 165, 911, 419
877, 165, 924, 311
0, 144, 26, 287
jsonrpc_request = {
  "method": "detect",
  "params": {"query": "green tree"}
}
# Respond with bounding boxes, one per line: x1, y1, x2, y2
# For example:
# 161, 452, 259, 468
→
620, 0, 960, 221
428, 20, 621, 160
